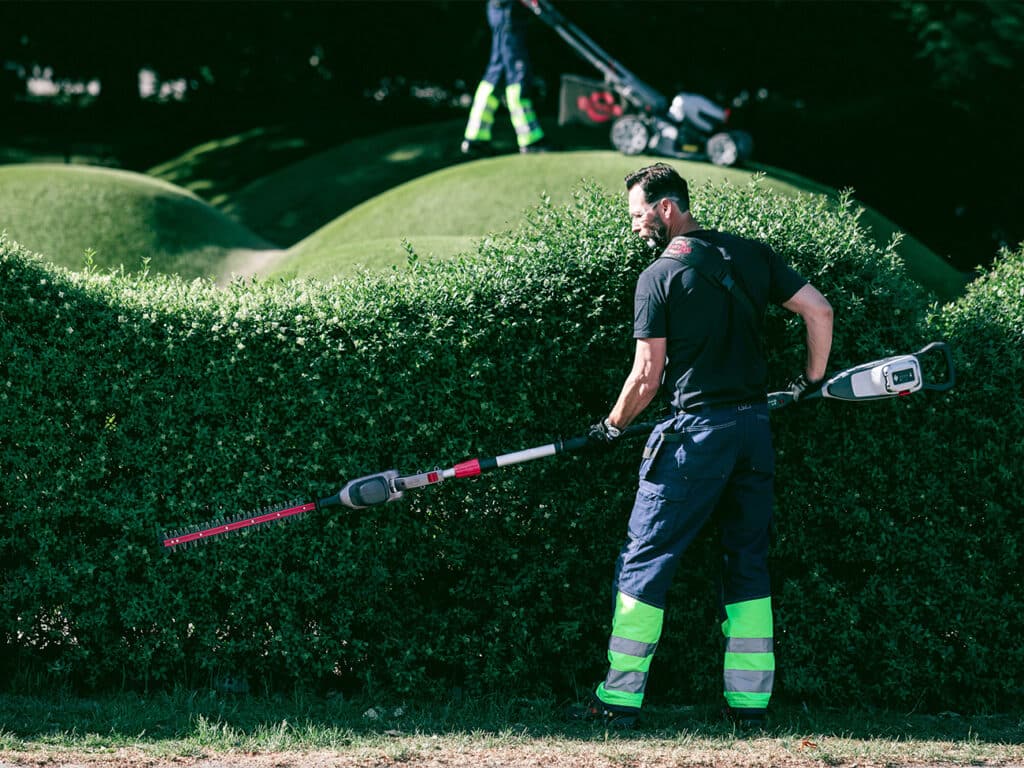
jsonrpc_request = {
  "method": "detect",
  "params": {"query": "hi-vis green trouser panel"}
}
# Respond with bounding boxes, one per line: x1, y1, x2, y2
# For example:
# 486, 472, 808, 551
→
504, 83, 544, 148
596, 592, 664, 710
464, 81, 500, 142
722, 596, 775, 712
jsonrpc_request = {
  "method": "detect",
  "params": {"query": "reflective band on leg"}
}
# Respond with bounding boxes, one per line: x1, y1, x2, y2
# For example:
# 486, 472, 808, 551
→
609, 636, 658, 659
722, 597, 774, 712
725, 637, 773, 654
596, 592, 663, 710
604, 670, 648, 692
505, 84, 545, 148
724, 669, 775, 694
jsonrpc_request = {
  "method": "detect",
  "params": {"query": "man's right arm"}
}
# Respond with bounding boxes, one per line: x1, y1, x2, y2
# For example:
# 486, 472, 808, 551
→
782, 283, 833, 381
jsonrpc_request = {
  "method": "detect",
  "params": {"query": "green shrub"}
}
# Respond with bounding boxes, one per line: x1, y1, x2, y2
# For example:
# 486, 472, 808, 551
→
0, 178, 1019, 712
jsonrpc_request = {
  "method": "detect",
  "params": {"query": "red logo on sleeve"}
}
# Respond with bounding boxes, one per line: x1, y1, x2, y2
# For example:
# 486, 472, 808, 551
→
666, 238, 692, 255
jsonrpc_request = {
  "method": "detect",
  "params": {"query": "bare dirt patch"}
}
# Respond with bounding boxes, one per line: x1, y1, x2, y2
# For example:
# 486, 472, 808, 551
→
2, 741, 1014, 768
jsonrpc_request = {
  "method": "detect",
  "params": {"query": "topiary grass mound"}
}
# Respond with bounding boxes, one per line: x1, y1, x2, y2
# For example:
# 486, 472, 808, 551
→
0, 177, 1019, 712
268, 151, 966, 301
0, 164, 279, 280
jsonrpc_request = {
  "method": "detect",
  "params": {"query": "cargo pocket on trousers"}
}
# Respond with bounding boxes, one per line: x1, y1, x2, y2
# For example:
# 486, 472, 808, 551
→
631, 431, 699, 546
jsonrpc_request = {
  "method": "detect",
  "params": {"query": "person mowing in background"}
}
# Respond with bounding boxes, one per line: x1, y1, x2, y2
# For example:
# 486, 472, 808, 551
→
462, 0, 549, 157
576, 162, 834, 730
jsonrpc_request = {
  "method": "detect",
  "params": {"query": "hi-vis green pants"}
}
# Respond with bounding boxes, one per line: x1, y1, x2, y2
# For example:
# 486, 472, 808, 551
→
596, 405, 776, 717
464, 81, 545, 149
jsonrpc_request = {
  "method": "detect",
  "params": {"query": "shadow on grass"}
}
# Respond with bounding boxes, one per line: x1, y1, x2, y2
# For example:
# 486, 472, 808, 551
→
219, 119, 609, 247
146, 125, 330, 210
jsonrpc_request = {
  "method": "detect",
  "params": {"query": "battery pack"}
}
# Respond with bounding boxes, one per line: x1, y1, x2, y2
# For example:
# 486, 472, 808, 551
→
825, 355, 923, 401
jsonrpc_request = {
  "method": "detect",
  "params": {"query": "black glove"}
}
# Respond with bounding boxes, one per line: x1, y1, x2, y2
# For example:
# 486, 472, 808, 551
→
586, 418, 622, 449
788, 373, 823, 402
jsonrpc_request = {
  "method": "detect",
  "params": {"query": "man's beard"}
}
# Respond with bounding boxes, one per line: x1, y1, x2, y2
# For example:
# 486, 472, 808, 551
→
646, 219, 670, 250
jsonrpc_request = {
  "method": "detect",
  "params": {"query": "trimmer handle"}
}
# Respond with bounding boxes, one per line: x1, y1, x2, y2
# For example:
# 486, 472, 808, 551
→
559, 420, 657, 453
915, 341, 956, 392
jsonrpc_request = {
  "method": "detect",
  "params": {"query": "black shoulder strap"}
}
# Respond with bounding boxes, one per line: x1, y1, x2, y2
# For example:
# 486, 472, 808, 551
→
660, 236, 758, 323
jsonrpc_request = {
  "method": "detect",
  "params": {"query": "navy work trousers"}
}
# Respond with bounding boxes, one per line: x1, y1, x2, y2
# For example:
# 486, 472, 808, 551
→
614, 403, 775, 611
482, 0, 530, 88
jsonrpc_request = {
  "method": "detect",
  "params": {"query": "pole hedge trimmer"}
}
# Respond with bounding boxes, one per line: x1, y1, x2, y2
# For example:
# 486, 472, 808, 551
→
159, 342, 953, 552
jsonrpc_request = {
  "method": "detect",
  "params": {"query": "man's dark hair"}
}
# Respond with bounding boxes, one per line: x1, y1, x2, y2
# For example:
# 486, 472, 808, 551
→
624, 162, 690, 212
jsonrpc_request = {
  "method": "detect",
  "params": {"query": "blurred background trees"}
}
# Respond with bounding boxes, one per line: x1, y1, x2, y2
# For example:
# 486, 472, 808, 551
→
1, 1, 1021, 272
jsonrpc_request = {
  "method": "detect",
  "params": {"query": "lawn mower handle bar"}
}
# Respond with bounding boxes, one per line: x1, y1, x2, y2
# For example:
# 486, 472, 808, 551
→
517, 0, 667, 113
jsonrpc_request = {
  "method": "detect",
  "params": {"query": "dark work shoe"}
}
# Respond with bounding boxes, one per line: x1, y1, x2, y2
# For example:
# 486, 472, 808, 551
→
567, 696, 640, 730
460, 139, 496, 158
724, 706, 767, 733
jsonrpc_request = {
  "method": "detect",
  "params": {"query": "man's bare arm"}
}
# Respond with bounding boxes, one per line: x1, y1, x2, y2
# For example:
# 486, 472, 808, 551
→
782, 283, 834, 381
607, 337, 667, 429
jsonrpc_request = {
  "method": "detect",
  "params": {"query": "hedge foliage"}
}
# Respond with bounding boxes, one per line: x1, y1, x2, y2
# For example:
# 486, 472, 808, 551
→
1, 178, 1021, 712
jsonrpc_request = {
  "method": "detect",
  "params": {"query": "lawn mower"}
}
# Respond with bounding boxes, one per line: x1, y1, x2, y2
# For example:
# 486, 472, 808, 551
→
159, 343, 954, 552
518, 0, 753, 166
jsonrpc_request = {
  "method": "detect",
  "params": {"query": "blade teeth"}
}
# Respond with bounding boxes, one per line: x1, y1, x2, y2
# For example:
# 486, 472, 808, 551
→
159, 496, 312, 553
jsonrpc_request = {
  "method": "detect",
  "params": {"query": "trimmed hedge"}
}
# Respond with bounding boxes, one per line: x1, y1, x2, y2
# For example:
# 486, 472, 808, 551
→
1, 179, 1020, 712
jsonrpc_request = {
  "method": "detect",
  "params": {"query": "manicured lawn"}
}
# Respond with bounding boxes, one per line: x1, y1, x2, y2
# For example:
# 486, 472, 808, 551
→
0, 691, 1019, 768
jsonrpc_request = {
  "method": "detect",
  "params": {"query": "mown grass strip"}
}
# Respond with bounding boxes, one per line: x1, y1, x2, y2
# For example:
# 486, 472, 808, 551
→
0, 692, 1019, 766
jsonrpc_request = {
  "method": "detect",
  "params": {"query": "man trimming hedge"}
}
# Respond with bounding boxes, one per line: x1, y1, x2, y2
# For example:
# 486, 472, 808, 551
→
577, 163, 834, 729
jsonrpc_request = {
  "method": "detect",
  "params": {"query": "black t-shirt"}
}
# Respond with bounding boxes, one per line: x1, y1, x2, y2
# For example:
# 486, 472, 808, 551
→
633, 229, 807, 411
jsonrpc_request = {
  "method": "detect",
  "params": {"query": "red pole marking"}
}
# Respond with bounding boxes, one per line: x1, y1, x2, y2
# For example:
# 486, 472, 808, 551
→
162, 502, 316, 548
453, 459, 482, 478
427, 471, 440, 483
